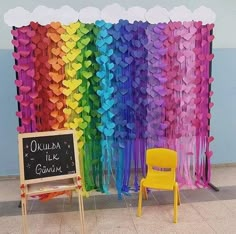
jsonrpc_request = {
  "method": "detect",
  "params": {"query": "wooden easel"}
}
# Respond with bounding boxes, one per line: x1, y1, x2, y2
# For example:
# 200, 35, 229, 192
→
18, 130, 85, 234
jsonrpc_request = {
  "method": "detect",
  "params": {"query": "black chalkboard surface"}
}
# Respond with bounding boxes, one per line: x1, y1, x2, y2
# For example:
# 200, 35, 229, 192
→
19, 130, 77, 181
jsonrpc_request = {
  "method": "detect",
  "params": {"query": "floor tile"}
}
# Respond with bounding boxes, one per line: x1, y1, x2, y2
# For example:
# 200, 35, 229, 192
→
213, 186, 236, 200
211, 166, 236, 187
206, 215, 236, 233
94, 227, 137, 234
131, 205, 173, 225
95, 208, 134, 229
30, 197, 65, 214
124, 191, 158, 209
222, 199, 236, 215
27, 213, 62, 233
60, 210, 96, 234
174, 221, 215, 234
192, 200, 233, 220
152, 190, 177, 205
0, 215, 22, 234
178, 203, 205, 223
95, 194, 126, 209
181, 188, 218, 203
0, 178, 20, 201
0, 200, 22, 217
135, 223, 177, 234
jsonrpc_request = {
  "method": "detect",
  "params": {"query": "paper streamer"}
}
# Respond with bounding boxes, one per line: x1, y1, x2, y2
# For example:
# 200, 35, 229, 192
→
12, 19, 215, 195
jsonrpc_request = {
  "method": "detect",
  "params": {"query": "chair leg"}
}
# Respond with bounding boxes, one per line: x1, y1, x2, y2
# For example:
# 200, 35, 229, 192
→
173, 182, 178, 223
142, 186, 148, 200
137, 181, 144, 217
177, 187, 181, 206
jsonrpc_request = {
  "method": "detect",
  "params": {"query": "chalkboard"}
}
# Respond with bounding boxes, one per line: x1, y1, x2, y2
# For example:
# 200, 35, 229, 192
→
18, 130, 78, 181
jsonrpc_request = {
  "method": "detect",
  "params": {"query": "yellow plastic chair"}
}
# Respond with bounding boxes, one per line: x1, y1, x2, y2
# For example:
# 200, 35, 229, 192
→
137, 148, 180, 223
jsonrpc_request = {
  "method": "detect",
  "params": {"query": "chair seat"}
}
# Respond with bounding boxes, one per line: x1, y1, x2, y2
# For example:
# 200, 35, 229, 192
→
142, 171, 175, 190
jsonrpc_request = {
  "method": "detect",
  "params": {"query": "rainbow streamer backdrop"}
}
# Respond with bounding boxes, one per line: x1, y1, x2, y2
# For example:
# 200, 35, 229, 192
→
12, 20, 215, 196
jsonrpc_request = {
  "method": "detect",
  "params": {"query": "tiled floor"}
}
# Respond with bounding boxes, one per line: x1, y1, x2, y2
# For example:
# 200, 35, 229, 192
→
1, 165, 236, 233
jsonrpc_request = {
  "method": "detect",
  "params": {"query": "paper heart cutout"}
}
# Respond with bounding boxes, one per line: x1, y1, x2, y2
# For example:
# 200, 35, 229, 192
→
72, 63, 82, 71
76, 130, 84, 139
83, 106, 90, 113
78, 26, 90, 35
37, 41, 48, 50
66, 100, 78, 109
56, 101, 64, 110
11, 29, 18, 37
66, 68, 76, 78
15, 79, 23, 87
61, 87, 72, 96
51, 63, 62, 71
50, 110, 58, 118
78, 86, 86, 94
19, 85, 31, 93
15, 95, 24, 102
51, 48, 61, 56
209, 102, 214, 109
66, 41, 76, 50
78, 121, 88, 130
50, 22, 61, 30
75, 106, 83, 114
208, 136, 214, 143
49, 96, 59, 104
13, 64, 29, 72
57, 115, 64, 123
73, 93, 82, 101
18, 38, 30, 46
205, 151, 213, 158
61, 45, 70, 53
28, 92, 38, 99
63, 108, 72, 116
96, 70, 106, 78
84, 60, 92, 68
66, 49, 81, 62
64, 26, 77, 35
82, 71, 93, 79
80, 37, 90, 46
63, 79, 82, 91
17, 126, 25, 133
49, 72, 65, 83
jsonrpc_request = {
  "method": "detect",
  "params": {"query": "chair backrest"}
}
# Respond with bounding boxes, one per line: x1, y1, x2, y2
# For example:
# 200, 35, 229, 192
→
146, 148, 177, 170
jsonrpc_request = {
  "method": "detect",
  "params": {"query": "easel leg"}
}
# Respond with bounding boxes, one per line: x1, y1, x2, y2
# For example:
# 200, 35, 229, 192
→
76, 189, 85, 234
21, 197, 28, 234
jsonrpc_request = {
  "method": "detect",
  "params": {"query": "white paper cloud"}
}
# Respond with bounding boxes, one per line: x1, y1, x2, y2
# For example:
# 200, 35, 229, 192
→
145, 5, 169, 23
4, 7, 31, 27
55, 6, 79, 25
32, 6, 55, 25
78, 7, 101, 24
126, 7, 147, 23
3, 4, 216, 27
101, 3, 126, 23
169, 5, 193, 22
193, 6, 216, 24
